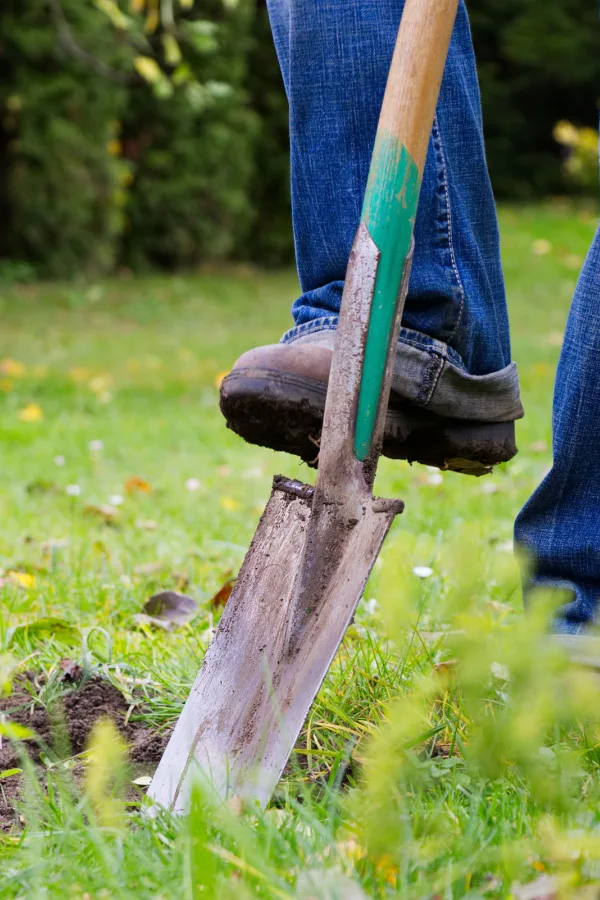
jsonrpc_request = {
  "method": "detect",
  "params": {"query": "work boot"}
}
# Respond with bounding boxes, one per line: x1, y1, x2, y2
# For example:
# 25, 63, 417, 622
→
220, 342, 518, 476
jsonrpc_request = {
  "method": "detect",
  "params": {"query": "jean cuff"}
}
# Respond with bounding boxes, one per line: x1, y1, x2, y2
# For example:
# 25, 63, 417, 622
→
281, 317, 524, 423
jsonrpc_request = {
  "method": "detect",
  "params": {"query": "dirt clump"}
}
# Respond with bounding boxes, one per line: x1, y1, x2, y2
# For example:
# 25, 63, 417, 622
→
0, 670, 170, 832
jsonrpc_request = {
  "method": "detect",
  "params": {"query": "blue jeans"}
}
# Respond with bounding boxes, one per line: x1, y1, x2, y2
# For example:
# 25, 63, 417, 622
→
516, 224, 600, 634
266, 0, 523, 423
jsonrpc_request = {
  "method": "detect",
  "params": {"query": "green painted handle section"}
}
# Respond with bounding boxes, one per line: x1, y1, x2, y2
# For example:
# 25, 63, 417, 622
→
354, 137, 420, 462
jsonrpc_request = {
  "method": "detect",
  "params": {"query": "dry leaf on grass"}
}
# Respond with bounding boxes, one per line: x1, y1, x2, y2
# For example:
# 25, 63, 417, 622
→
17, 403, 43, 423
135, 519, 157, 531
125, 476, 153, 495
5, 572, 36, 590
139, 590, 198, 630
134, 562, 163, 576
84, 504, 120, 523
26, 480, 59, 495
0, 359, 25, 377
512, 876, 558, 900
209, 577, 236, 609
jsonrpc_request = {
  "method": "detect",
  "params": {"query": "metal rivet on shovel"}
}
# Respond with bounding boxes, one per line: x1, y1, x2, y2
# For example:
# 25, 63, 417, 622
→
148, 0, 460, 814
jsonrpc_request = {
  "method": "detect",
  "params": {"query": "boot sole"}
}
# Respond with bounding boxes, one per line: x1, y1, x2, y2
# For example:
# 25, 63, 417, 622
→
220, 369, 517, 476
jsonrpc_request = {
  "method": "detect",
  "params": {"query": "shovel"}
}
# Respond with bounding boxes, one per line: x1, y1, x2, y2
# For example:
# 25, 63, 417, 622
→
149, 0, 460, 814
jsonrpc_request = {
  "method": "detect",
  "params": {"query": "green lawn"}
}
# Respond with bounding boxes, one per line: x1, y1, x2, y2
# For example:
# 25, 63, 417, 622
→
0, 203, 598, 899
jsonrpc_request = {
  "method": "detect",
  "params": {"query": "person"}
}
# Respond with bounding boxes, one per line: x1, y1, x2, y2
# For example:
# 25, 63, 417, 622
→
219, 1, 599, 639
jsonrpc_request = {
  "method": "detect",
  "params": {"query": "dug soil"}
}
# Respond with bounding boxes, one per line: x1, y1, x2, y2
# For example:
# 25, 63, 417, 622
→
0, 669, 170, 832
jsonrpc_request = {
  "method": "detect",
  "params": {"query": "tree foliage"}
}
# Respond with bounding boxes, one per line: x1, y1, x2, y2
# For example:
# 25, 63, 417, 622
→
0, 0, 597, 279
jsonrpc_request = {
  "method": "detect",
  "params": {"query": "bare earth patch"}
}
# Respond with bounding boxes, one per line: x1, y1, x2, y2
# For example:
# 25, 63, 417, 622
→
0, 671, 169, 831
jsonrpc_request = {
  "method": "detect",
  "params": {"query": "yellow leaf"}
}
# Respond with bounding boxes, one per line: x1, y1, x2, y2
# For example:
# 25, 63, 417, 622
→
129, 0, 145, 11
17, 403, 43, 423
0, 358, 25, 377
375, 854, 399, 887
106, 138, 122, 157
531, 239, 552, 257
89, 373, 113, 394
69, 366, 91, 383
220, 497, 239, 512
162, 34, 182, 66
134, 55, 162, 84
8, 571, 36, 590
214, 370, 229, 388
144, 8, 159, 32
125, 476, 153, 495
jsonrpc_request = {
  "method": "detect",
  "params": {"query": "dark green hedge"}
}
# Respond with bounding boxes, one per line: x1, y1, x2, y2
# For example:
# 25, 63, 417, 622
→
0, 0, 597, 279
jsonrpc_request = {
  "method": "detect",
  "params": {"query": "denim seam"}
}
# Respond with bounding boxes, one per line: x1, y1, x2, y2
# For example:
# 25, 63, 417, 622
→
421, 351, 445, 406
431, 115, 466, 345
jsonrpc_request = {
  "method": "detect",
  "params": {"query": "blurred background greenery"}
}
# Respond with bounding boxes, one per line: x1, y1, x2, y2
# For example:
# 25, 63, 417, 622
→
0, 0, 597, 281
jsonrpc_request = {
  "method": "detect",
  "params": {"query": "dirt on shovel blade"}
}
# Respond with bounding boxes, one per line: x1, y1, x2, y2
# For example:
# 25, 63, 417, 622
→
0, 670, 169, 832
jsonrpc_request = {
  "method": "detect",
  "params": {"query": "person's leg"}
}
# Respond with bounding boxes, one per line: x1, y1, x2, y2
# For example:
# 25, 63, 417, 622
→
221, 0, 523, 471
515, 224, 600, 634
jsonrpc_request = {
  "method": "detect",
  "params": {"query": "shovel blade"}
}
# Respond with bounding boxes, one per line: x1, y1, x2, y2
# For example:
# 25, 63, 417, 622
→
148, 476, 398, 813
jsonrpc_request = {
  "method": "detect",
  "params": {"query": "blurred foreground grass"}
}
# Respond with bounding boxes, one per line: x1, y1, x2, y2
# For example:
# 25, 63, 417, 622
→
0, 202, 599, 899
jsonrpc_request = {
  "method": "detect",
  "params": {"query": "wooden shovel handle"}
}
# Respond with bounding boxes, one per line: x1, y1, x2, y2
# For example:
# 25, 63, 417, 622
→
353, 0, 460, 461
376, 0, 460, 177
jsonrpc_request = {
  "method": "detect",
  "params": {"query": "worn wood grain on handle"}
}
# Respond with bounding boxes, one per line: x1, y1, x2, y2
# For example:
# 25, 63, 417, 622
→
377, 0, 460, 176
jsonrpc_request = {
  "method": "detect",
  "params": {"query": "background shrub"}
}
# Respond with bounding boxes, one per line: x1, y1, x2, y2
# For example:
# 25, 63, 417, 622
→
0, 0, 597, 278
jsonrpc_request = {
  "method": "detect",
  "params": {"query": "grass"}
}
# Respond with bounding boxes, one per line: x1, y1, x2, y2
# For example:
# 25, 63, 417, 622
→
0, 201, 598, 899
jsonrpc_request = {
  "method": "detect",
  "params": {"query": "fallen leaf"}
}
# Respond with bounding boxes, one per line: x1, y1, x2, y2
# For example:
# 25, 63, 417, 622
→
135, 519, 157, 531
17, 402, 43, 423
8, 617, 79, 644
1, 359, 25, 377
546, 331, 564, 348
142, 590, 198, 628
132, 775, 152, 787
512, 875, 558, 900
226, 795, 245, 816
89, 373, 113, 394
69, 366, 91, 383
480, 481, 499, 495
529, 441, 549, 454
0, 768, 22, 778
563, 253, 582, 270
297, 869, 368, 900
434, 659, 457, 675
209, 578, 236, 609
84, 503, 120, 523
220, 497, 239, 512
134, 562, 163, 576
58, 659, 84, 681
26, 479, 58, 495
531, 239, 552, 256
533, 363, 551, 377
125, 476, 153, 495
7, 571, 35, 590
134, 613, 171, 631
40, 537, 70, 552
0, 721, 35, 741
